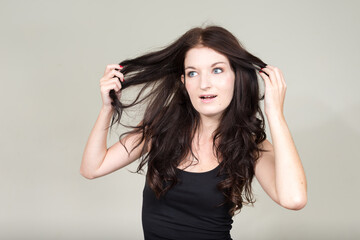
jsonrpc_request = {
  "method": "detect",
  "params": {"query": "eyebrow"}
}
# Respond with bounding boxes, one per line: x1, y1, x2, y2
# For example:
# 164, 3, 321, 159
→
184, 61, 226, 70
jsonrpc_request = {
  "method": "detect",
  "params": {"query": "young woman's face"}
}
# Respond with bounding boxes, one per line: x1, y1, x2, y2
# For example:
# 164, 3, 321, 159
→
181, 46, 235, 120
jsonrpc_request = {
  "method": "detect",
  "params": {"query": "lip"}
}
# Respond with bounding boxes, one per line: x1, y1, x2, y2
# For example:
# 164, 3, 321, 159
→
199, 94, 217, 103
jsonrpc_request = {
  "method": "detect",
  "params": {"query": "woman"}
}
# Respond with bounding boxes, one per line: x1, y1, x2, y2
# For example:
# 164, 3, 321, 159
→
80, 25, 307, 240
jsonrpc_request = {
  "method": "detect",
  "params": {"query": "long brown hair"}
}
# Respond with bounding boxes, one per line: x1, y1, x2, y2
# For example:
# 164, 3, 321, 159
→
108, 25, 268, 216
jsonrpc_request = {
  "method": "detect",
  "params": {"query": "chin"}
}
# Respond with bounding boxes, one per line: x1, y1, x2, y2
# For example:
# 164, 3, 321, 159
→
196, 108, 226, 119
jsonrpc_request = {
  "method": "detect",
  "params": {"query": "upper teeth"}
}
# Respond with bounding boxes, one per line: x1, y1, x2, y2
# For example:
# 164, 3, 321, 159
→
201, 95, 215, 99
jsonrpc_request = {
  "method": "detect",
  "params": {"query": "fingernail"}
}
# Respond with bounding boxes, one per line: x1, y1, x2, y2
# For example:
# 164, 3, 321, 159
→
119, 65, 124, 68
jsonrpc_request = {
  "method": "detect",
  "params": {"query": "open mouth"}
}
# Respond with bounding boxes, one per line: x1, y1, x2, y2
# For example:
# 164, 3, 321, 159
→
200, 95, 217, 99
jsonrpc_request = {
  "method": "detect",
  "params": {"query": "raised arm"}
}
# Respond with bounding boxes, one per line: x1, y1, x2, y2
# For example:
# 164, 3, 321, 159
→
80, 64, 147, 179
255, 65, 307, 210
80, 106, 146, 179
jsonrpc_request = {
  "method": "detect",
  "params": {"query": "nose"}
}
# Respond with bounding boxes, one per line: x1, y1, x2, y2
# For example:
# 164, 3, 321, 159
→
199, 72, 212, 90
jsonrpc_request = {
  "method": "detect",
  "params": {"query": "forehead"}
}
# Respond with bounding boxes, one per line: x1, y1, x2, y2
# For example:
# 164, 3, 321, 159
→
184, 46, 229, 66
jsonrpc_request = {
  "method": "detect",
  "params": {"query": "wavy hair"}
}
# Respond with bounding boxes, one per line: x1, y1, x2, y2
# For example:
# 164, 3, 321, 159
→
108, 25, 268, 216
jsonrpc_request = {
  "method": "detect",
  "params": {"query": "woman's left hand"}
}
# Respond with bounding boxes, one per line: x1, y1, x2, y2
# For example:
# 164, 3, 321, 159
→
259, 65, 287, 117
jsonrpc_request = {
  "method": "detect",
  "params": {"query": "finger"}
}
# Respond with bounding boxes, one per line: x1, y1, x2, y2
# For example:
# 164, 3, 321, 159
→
266, 65, 282, 88
261, 65, 278, 88
259, 71, 271, 88
100, 70, 122, 83
110, 77, 122, 91
105, 69, 125, 82
104, 64, 123, 75
259, 67, 271, 84
278, 68, 286, 88
269, 65, 286, 90
103, 80, 121, 93
113, 70, 125, 82
100, 74, 123, 90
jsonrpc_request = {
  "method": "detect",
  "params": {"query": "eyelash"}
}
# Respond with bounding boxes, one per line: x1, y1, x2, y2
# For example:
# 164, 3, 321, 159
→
187, 68, 223, 77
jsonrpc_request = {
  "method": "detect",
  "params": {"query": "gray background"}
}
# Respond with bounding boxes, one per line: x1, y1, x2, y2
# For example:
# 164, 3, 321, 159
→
1, 0, 359, 239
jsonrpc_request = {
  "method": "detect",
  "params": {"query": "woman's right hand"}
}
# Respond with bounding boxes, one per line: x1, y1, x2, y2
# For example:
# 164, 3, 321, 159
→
99, 64, 125, 108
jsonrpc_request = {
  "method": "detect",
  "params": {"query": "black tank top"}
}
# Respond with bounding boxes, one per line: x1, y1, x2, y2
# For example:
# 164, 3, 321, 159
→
142, 164, 234, 240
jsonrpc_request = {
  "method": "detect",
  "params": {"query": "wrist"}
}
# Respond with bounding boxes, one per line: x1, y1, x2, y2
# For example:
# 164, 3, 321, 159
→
101, 105, 114, 113
266, 112, 285, 122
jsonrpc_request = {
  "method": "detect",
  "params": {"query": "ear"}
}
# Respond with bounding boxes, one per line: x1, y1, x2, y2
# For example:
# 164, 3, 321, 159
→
181, 74, 185, 84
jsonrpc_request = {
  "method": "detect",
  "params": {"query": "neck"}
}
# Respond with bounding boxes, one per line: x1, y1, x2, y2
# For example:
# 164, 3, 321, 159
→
190, 115, 220, 163
196, 115, 220, 143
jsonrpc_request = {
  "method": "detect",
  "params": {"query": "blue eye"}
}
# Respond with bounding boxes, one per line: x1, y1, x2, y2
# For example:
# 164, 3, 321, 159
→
213, 68, 223, 74
186, 68, 222, 77
187, 71, 197, 77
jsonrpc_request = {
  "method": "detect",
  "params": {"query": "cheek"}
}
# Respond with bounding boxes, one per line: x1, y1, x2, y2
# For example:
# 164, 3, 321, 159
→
185, 83, 197, 100
185, 81, 197, 93
220, 76, 235, 93
221, 77, 235, 104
